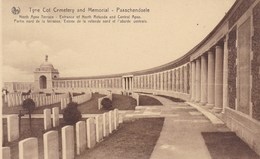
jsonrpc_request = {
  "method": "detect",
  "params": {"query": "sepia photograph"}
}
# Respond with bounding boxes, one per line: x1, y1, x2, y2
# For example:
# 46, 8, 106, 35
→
1, 0, 260, 158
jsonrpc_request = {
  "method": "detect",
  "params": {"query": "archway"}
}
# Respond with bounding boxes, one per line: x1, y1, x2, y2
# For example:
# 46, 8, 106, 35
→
39, 75, 47, 89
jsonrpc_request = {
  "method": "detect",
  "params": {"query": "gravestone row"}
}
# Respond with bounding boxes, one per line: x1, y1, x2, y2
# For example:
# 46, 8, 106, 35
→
3, 109, 120, 159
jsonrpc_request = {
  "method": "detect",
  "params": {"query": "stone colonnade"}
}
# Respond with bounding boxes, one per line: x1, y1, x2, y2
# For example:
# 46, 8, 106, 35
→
190, 39, 227, 113
122, 76, 133, 91
132, 64, 190, 94
53, 77, 122, 89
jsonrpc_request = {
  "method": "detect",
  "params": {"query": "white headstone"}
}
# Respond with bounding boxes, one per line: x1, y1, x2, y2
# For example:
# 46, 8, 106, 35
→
43, 131, 59, 159
102, 113, 109, 137
19, 138, 38, 159
52, 107, 59, 127
95, 115, 103, 142
108, 111, 113, 133
76, 121, 87, 155
7, 115, 19, 142
62, 125, 75, 159
2, 147, 11, 159
44, 109, 52, 130
86, 118, 96, 148
114, 109, 119, 129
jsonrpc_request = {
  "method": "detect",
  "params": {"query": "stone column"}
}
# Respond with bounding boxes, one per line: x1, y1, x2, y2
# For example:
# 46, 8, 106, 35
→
129, 77, 132, 90
172, 69, 176, 91
195, 58, 201, 102
207, 50, 215, 107
222, 37, 229, 113
140, 76, 143, 89
200, 54, 208, 105
147, 75, 151, 89
214, 45, 224, 113
122, 78, 124, 90
153, 74, 156, 90
168, 70, 172, 90
125, 78, 128, 90
184, 65, 187, 93
164, 72, 167, 90
160, 73, 163, 90
180, 67, 183, 92
176, 69, 179, 92
157, 73, 160, 90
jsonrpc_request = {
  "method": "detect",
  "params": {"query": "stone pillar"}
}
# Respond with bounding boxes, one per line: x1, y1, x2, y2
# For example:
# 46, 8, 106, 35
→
192, 62, 196, 101
207, 50, 215, 107
222, 37, 229, 113
172, 69, 176, 91
176, 69, 179, 92
122, 78, 125, 90
195, 58, 201, 102
201, 54, 208, 105
153, 74, 156, 90
129, 77, 132, 90
180, 67, 183, 92
168, 70, 172, 90
214, 45, 224, 112
164, 72, 167, 90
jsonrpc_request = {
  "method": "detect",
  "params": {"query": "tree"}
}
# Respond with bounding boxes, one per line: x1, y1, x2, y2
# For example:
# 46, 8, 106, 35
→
63, 102, 82, 125
22, 98, 36, 130
101, 98, 113, 110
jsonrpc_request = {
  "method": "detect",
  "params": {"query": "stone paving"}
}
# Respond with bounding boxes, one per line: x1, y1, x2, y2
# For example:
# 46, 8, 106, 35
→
135, 95, 230, 159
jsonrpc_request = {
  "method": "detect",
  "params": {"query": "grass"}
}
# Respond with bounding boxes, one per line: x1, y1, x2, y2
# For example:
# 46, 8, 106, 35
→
2, 118, 66, 159
156, 94, 185, 102
2, 116, 164, 159
2, 93, 166, 159
139, 95, 163, 106
3, 93, 163, 115
202, 132, 260, 159
76, 118, 164, 159
2, 101, 62, 115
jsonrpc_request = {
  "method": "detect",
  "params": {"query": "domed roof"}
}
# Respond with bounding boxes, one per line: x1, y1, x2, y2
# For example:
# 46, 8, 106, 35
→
39, 55, 54, 70
40, 61, 54, 69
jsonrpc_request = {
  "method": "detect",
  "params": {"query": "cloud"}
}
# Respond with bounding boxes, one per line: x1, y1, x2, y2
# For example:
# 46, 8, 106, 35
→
2, 65, 33, 82
3, 40, 52, 73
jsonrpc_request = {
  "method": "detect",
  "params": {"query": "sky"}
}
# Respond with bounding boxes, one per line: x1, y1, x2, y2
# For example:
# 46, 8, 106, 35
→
2, 0, 236, 82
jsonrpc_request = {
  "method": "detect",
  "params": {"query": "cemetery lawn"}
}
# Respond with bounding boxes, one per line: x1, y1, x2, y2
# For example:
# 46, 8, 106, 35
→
157, 95, 185, 103
2, 118, 67, 159
76, 118, 165, 159
77, 94, 162, 113
3, 93, 163, 115
139, 95, 163, 106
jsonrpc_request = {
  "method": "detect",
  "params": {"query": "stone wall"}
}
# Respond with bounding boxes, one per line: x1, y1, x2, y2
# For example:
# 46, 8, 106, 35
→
228, 27, 237, 110
252, 2, 260, 121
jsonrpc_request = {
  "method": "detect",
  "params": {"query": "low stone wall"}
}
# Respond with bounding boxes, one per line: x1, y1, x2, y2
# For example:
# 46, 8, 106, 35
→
133, 89, 190, 101
131, 93, 140, 106
60, 93, 92, 110
5, 93, 68, 107
224, 108, 260, 156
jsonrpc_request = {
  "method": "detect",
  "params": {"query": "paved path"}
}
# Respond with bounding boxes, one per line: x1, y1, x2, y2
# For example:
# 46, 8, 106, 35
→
143, 95, 230, 159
